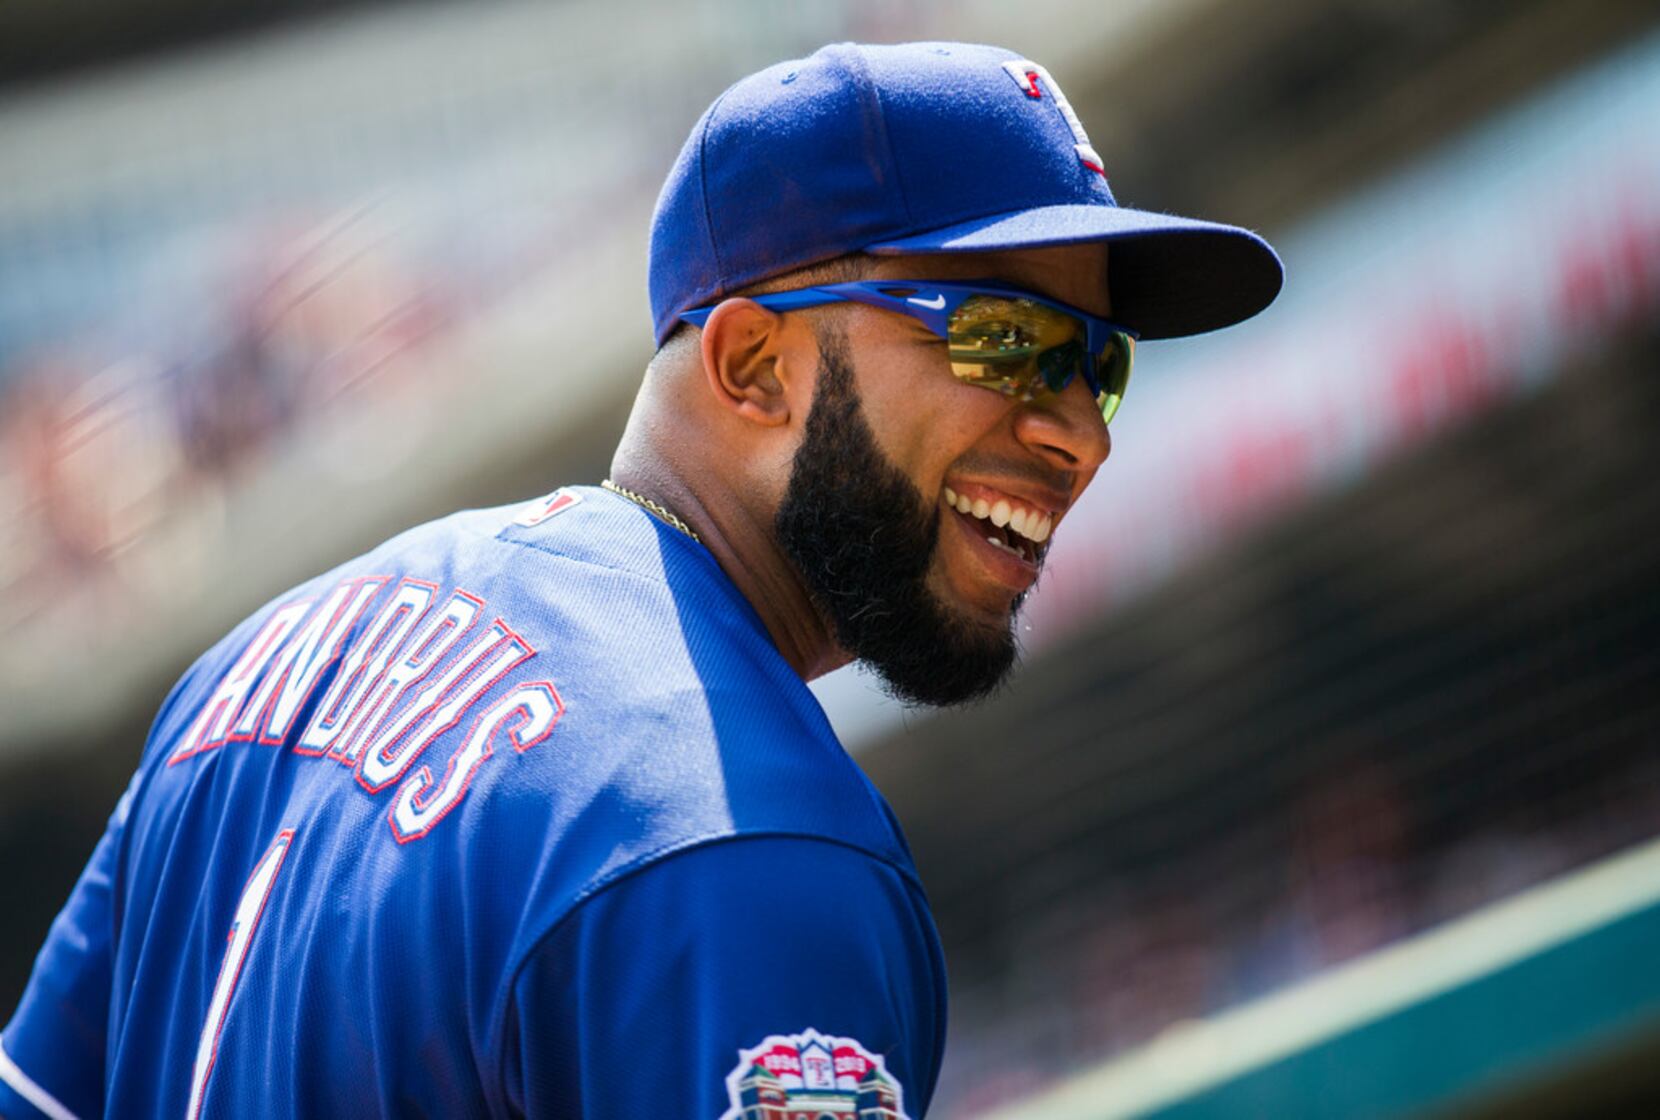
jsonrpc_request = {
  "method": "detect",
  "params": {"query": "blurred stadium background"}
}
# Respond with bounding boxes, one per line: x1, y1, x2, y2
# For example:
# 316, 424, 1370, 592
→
3, 0, 1658, 1116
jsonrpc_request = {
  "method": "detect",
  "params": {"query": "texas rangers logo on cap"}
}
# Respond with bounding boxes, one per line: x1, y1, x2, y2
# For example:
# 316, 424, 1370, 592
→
722, 1028, 909, 1119
1000, 58, 1105, 177
649, 41, 1283, 347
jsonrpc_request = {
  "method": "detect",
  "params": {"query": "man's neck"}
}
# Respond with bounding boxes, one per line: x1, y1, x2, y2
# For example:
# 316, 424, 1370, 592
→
607, 463, 849, 682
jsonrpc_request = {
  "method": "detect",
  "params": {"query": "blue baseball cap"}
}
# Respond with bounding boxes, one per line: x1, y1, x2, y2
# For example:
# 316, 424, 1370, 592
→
648, 41, 1282, 346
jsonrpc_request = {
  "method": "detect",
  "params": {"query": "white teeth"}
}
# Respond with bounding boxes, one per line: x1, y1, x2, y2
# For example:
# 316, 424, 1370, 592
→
949, 488, 1055, 548
986, 535, 1017, 554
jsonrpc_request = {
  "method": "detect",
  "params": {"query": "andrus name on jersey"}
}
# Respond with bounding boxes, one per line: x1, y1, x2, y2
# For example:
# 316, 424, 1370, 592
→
164, 574, 563, 843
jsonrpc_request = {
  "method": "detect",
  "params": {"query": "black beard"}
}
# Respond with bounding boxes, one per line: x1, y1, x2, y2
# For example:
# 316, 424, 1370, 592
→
775, 323, 1019, 707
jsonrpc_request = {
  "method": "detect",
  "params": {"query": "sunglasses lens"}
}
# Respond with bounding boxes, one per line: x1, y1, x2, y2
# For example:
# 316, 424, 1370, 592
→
945, 295, 1132, 425
1038, 338, 1086, 395
946, 295, 1084, 398
1094, 330, 1134, 426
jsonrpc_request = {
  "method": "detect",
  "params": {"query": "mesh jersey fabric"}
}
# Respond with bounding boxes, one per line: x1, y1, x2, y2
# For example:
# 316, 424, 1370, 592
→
0, 486, 946, 1118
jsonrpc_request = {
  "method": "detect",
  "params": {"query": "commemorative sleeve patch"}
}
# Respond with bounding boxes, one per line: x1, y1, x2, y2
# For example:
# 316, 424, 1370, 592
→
723, 1029, 908, 1119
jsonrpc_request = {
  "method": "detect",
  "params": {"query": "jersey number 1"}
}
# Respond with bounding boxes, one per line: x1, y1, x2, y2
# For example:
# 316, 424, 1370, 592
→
185, 829, 294, 1120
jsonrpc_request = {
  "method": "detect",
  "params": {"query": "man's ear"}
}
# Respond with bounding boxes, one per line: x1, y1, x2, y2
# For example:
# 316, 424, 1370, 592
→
698, 298, 794, 427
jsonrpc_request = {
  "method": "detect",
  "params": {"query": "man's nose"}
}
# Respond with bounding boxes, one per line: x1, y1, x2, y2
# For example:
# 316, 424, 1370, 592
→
1011, 380, 1112, 472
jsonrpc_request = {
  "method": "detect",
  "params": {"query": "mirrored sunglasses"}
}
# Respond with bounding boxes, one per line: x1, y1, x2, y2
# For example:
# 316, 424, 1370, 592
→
679, 279, 1136, 425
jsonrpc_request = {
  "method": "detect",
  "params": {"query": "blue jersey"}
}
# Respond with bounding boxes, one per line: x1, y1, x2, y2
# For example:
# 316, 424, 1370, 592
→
0, 487, 946, 1119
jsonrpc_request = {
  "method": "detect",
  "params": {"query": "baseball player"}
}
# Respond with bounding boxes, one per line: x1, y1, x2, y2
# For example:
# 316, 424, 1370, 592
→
0, 42, 1278, 1118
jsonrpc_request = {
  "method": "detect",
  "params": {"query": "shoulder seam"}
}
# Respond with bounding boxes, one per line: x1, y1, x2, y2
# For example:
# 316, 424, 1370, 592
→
489, 531, 677, 587
487, 829, 928, 1106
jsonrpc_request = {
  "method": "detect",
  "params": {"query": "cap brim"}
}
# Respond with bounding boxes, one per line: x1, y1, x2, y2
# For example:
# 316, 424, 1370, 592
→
864, 204, 1283, 340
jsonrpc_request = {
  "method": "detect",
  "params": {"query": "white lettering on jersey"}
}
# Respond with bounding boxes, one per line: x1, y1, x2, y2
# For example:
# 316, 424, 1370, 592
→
295, 578, 434, 757
229, 577, 385, 745
357, 621, 535, 793
166, 576, 562, 843
389, 681, 563, 843
185, 829, 294, 1120
328, 589, 483, 766
1001, 59, 1105, 176
169, 602, 310, 766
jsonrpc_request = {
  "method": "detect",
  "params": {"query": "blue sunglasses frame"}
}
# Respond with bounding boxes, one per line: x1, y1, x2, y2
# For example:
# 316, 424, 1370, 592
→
678, 279, 1137, 423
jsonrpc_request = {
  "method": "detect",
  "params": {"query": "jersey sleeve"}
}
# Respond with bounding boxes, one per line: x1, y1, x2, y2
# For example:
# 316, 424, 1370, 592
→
500, 835, 947, 1119
0, 776, 136, 1120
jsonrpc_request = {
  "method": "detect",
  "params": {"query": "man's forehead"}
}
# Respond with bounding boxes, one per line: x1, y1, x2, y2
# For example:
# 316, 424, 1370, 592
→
865, 243, 1113, 316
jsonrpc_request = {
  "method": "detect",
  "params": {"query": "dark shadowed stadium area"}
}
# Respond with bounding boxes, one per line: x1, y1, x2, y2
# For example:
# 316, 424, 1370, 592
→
871, 324, 1660, 1116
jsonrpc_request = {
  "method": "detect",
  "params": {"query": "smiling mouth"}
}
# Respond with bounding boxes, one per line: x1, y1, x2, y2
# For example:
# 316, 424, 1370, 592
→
940, 485, 1052, 566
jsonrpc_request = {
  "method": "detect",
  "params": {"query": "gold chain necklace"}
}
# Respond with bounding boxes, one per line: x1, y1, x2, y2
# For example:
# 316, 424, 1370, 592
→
600, 479, 703, 544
